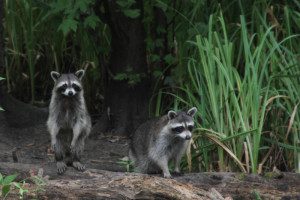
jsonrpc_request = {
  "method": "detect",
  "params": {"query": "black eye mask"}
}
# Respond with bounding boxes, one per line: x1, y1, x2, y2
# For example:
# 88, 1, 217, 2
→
57, 84, 67, 93
188, 125, 194, 131
72, 83, 81, 92
172, 125, 194, 133
172, 126, 185, 133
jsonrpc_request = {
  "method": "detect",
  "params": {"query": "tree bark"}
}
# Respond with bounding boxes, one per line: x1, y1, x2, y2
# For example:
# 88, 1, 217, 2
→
93, 0, 151, 136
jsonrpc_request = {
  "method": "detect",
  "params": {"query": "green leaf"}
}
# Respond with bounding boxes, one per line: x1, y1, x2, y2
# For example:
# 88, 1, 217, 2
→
13, 182, 20, 189
155, 39, 164, 48
116, 0, 135, 8
58, 18, 78, 35
116, 0, 129, 8
84, 15, 101, 30
2, 185, 11, 197
49, 0, 69, 14
3, 174, 17, 185
0, 107, 4, 111
0, 77, 5, 81
114, 73, 128, 81
164, 54, 175, 65
150, 54, 160, 62
123, 9, 140, 18
155, 1, 167, 12
156, 25, 166, 34
153, 70, 163, 78
76, 0, 88, 12
13, 182, 28, 197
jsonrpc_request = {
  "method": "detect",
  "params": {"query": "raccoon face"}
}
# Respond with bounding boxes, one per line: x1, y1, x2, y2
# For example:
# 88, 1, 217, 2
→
167, 107, 197, 140
56, 81, 82, 97
50, 70, 85, 97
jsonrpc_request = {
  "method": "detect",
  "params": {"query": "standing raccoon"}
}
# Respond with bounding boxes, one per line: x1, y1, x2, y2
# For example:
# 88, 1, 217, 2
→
47, 69, 91, 174
129, 107, 197, 178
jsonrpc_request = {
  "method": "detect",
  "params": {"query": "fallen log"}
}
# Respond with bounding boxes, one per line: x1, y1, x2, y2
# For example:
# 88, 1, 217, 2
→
0, 162, 221, 200
0, 162, 299, 199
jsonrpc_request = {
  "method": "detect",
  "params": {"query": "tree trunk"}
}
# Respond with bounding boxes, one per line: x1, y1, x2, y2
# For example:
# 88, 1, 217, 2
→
93, 0, 151, 136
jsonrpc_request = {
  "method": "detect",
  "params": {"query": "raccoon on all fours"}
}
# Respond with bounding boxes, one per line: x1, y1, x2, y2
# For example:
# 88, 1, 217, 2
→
129, 107, 197, 178
47, 69, 91, 174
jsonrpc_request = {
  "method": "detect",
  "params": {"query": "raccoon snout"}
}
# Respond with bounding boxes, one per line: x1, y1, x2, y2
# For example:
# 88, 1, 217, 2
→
185, 135, 191, 140
68, 91, 74, 96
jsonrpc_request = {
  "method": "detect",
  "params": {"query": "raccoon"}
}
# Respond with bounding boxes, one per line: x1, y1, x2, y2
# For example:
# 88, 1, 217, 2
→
129, 107, 197, 178
47, 69, 91, 174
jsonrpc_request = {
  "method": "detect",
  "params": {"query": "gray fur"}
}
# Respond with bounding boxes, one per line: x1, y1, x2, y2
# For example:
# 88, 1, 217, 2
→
129, 108, 197, 178
47, 70, 91, 174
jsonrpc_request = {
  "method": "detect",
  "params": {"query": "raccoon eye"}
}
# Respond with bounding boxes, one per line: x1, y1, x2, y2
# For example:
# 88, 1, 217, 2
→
72, 83, 81, 92
188, 125, 194, 132
58, 84, 67, 92
172, 126, 184, 133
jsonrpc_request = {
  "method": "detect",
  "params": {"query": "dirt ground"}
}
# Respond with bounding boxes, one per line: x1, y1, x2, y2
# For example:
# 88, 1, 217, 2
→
0, 123, 129, 173
0, 117, 300, 199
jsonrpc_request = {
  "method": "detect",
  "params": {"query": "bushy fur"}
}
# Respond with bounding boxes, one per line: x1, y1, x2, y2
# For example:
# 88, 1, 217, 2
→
129, 108, 197, 178
47, 70, 91, 174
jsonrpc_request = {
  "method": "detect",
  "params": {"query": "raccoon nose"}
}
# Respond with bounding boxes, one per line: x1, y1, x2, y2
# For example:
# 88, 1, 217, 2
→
185, 135, 191, 140
68, 91, 74, 96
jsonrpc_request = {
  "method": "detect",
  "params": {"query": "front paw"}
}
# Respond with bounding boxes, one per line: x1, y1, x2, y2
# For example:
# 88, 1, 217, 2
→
163, 173, 172, 179
57, 161, 67, 174
72, 161, 86, 171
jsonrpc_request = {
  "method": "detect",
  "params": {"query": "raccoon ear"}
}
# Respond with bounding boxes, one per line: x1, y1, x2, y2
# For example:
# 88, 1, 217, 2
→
167, 110, 177, 120
187, 107, 197, 117
50, 71, 60, 82
75, 69, 85, 80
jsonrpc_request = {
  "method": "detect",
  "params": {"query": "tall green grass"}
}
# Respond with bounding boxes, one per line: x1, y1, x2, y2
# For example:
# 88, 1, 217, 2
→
5, 0, 47, 102
4, 0, 106, 105
161, 9, 300, 173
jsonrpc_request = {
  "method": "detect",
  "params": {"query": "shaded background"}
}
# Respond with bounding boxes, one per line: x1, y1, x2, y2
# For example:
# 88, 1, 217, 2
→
0, 0, 300, 174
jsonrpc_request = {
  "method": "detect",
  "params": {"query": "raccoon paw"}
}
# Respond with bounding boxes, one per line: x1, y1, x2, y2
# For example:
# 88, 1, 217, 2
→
163, 173, 172, 179
72, 161, 86, 171
57, 161, 67, 174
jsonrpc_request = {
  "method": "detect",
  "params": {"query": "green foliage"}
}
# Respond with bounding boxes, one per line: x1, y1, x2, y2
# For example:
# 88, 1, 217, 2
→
4, 0, 106, 106
2, 0, 300, 174
116, 0, 140, 18
252, 190, 262, 200
12, 182, 29, 199
0, 173, 46, 199
117, 157, 134, 172
153, 1, 300, 173
0, 173, 17, 198
58, 18, 78, 35
49, 0, 100, 35
114, 68, 145, 86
